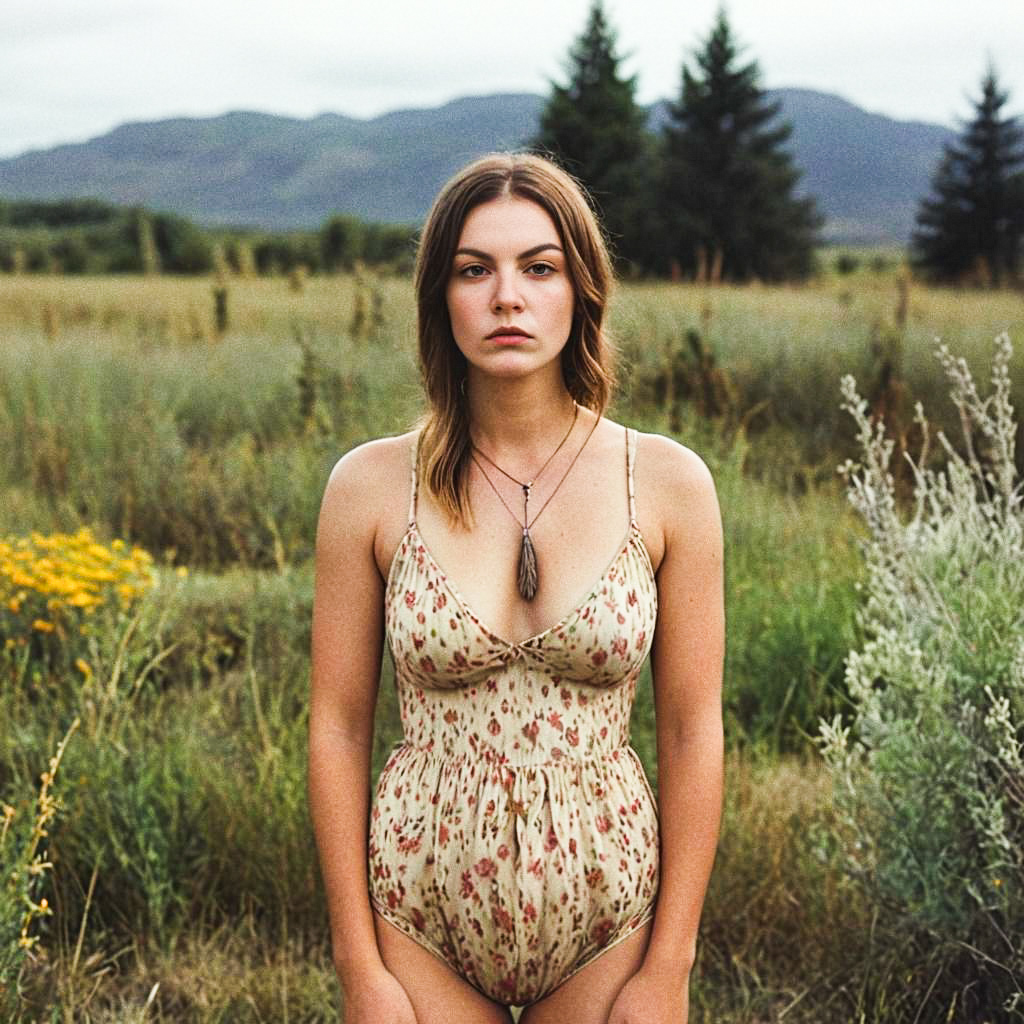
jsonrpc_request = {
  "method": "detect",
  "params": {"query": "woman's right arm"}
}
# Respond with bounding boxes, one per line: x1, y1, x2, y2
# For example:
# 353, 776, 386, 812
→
308, 442, 417, 1022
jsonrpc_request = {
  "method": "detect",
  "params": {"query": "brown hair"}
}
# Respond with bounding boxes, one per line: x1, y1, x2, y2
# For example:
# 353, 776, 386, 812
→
415, 151, 616, 526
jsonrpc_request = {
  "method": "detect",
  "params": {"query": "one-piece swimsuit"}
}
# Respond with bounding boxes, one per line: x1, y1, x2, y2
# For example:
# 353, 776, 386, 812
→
369, 425, 660, 1007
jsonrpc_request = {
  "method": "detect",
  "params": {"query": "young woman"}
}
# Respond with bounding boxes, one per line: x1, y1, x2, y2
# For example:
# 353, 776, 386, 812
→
308, 153, 724, 1024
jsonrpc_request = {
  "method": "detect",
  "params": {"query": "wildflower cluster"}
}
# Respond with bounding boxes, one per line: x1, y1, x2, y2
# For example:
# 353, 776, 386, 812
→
0, 527, 155, 671
820, 333, 1023, 1011
0, 720, 78, 1013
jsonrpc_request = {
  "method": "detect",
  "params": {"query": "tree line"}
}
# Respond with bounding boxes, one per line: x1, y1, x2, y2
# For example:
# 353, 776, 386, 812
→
0, 202, 418, 276
535, 2, 1024, 286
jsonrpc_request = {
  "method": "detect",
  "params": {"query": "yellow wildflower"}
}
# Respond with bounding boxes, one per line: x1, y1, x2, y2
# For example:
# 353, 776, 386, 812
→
2, 528, 156, 651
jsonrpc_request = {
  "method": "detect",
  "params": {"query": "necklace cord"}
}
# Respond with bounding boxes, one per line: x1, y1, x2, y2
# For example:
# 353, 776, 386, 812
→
471, 409, 599, 531
469, 403, 597, 601
472, 402, 578, 493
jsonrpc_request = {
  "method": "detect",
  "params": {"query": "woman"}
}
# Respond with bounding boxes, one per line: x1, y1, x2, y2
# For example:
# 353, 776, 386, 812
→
308, 152, 724, 1024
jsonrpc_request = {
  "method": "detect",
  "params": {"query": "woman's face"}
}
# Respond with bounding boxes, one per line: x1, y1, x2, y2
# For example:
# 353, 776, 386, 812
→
445, 196, 575, 384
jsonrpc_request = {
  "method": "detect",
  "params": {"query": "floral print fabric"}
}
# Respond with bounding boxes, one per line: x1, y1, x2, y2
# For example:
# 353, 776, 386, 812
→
368, 427, 660, 1007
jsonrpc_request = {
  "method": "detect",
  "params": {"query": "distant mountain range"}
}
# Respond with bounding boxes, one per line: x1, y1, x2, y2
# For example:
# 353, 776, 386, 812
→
0, 90, 954, 244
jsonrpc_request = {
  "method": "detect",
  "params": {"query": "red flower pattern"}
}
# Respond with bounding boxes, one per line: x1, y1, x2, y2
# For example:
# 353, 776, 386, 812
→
474, 857, 498, 878
368, 434, 659, 1007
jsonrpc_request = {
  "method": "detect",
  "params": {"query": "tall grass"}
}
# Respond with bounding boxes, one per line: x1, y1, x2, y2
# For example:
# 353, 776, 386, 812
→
614, 280, 1024, 485
1, 455, 863, 1018
3, 274, 1021, 563
0, 322, 419, 567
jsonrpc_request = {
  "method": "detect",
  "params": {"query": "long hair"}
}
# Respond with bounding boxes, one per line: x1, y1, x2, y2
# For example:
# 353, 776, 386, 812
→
415, 152, 616, 526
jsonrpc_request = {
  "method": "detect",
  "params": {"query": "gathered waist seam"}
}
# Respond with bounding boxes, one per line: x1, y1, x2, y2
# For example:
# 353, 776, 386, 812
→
389, 740, 640, 771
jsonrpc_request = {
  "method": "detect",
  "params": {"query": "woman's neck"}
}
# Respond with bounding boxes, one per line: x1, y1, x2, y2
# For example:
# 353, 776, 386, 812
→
466, 371, 579, 464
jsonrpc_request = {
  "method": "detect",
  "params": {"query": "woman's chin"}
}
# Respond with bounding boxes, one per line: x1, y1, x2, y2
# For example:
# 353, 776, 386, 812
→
468, 352, 564, 383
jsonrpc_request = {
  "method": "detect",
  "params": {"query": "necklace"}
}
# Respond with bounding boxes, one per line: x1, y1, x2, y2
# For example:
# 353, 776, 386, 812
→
472, 404, 598, 601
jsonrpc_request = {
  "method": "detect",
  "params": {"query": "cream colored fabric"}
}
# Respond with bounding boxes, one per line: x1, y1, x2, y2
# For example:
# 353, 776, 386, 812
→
368, 427, 660, 1006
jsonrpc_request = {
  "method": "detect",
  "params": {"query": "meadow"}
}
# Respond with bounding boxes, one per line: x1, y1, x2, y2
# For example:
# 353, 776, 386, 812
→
1, 268, 1022, 1022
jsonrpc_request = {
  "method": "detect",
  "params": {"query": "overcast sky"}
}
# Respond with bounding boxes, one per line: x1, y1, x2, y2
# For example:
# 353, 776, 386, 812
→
3, 0, 1023, 159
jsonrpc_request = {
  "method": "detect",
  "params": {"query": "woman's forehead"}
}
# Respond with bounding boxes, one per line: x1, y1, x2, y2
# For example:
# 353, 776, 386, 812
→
456, 197, 561, 252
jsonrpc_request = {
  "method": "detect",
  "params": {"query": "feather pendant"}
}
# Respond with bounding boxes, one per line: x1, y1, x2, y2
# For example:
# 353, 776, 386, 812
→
517, 528, 539, 601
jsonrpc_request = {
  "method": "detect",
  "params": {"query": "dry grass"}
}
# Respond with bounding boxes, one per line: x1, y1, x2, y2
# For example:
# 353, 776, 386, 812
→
692, 755, 873, 1023
31, 921, 338, 1023
0, 273, 415, 344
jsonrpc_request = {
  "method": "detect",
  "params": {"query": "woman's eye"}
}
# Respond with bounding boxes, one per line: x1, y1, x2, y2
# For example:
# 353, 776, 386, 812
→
459, 264, 488, 278
527, 263, 555, 277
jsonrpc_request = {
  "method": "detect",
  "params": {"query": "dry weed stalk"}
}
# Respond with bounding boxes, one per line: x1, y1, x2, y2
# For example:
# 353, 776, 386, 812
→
0, 718, 79, 1011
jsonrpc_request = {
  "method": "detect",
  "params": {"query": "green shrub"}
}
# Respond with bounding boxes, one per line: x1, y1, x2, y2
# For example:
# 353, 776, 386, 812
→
821, 332, 1024, 1020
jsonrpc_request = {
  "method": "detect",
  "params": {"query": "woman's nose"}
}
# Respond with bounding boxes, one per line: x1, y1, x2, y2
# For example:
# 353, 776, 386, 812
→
491, 271, 524, 313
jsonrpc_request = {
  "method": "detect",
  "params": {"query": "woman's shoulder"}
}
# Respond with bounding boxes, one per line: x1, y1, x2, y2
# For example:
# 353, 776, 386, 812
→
326, 430, 417, 487
319, 430, 418, 531
626, 427, 720, 559
597, 417, 715, 496
633, 429, 716, 496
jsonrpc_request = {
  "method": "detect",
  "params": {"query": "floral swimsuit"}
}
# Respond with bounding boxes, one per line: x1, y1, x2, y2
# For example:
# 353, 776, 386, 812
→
368, 426, 660, 1007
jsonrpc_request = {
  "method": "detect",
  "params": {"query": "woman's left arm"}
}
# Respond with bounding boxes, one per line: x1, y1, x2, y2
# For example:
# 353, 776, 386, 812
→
610, 437, 725, 1024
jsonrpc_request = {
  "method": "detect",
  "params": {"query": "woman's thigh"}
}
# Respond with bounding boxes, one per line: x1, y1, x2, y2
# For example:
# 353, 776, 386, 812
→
519, 922, 652, 1024
372, 912, 515, 1024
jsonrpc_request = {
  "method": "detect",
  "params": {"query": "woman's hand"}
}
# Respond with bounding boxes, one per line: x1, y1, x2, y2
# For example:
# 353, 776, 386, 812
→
607, 965, 690, 1024
340, 965, 419, 1024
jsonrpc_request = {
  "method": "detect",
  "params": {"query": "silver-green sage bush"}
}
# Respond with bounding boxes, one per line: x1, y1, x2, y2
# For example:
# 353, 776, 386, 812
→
820, 333, 1023, 1020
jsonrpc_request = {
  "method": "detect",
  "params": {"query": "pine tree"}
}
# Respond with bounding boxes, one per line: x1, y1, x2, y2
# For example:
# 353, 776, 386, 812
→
533, 1, 652, 271
659, 9, 821, 282
913, 68, 1024, 287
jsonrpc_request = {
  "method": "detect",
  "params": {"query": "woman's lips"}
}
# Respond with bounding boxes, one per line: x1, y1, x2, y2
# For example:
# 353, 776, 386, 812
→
487, 327, 531, 344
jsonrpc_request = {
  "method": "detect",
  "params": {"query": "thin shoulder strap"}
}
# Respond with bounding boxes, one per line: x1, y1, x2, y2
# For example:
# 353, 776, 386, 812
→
408, 433, 421, 526
625, 426, 638, 525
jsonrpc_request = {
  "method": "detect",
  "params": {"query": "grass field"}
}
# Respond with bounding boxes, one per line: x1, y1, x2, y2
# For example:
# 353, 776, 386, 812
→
1, 270, 1021, 1021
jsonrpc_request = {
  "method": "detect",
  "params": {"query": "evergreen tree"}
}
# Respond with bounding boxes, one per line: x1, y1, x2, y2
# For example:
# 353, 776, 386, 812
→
659, 9, 821, 281
533, 1, 652, 270
913, 68, 1024, 286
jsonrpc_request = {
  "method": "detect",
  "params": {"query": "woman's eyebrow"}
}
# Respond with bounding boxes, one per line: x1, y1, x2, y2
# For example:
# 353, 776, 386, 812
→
453, 243, 564, 261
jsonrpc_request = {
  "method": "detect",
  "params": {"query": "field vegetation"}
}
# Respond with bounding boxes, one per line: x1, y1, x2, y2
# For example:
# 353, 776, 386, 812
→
0, 199, 417, 279
1, 267, 1022, 1021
